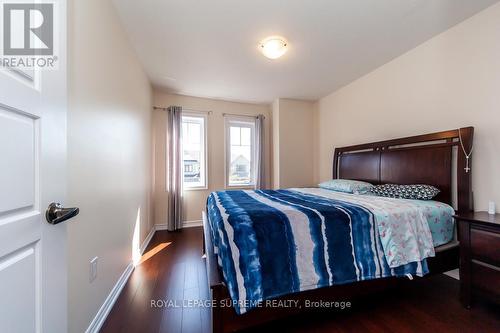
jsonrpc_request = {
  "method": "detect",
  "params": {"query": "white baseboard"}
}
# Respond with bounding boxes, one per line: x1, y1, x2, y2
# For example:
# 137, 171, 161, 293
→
140, 226, 156, 254
182, 220, 203, 228
154, 223, 169, 231
85, 226, 156, 333
155, 220, 203, 230
85, 262, 134, 333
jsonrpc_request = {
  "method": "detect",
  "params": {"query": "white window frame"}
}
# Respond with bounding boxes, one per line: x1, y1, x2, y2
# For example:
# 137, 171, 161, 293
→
224, 116, 256, 189
181, 112, 208, 191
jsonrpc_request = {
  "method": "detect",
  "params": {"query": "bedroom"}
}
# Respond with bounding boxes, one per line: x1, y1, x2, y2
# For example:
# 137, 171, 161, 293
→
0, 0, 499, 332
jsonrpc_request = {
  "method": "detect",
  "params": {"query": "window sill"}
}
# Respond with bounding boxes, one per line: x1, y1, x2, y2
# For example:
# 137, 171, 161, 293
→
183, 186, 209, 192
225, 185, 255, 190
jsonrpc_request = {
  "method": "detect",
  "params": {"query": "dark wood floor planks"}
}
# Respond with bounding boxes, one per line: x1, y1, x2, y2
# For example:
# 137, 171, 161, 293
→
101, 227, 500, 333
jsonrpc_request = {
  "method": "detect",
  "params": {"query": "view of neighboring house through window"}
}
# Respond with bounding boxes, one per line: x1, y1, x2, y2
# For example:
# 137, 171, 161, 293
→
182, 113, 207, 189
225, 117, 255, 187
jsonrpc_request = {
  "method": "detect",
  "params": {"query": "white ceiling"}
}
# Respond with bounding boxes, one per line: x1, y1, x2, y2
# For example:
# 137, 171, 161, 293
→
112, 0, 499, 104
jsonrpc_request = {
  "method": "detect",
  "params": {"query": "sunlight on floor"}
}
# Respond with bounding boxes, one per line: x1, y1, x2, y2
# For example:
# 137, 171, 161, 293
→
136, 242, 172, 266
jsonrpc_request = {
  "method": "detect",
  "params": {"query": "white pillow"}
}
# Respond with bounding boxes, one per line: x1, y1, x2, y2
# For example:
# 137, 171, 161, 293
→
318, 179, 373, 194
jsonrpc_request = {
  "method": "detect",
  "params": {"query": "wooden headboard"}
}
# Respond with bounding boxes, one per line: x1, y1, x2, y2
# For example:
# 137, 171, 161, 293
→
333, 127, 474, 212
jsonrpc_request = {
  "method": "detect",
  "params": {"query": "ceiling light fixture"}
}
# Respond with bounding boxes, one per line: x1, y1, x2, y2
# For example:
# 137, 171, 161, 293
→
259, 36, 288, 59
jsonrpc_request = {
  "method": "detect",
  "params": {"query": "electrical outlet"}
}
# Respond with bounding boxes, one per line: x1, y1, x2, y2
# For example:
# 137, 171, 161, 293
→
90, 257, 98, 283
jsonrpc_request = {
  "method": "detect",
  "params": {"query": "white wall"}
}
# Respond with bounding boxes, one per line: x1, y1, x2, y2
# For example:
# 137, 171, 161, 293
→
271, 99, 280, 189
272, 98, 316, 189
153, 92, 271, 224
67, 1, 153, 332
317, 3, 500, 212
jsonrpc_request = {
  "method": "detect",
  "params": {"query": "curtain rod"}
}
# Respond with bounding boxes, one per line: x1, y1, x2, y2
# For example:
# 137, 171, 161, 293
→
153, 106, 213, 114
223, 112, 265, 119
153, 107, 264, 119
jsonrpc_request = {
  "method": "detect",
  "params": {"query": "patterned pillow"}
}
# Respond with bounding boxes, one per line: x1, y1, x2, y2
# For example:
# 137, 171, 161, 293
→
318, 179, 373, 194
370, 184, 440, 200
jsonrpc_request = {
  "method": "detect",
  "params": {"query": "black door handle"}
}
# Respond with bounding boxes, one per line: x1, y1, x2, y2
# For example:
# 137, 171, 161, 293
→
46, 202, 79, 225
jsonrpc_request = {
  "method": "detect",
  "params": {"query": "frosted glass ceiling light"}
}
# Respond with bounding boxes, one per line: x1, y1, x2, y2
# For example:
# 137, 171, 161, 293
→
259, 36, 288, 59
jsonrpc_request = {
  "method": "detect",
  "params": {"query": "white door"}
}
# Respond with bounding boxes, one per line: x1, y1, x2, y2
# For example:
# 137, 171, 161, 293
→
0, 1, 68, 332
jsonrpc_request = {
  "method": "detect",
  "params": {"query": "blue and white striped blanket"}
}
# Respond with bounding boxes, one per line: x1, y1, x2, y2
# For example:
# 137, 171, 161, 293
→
207, 189, 432, 314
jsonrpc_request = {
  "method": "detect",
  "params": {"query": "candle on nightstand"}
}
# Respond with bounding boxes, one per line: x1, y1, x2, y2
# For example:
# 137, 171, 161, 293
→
488, 201, 496, 215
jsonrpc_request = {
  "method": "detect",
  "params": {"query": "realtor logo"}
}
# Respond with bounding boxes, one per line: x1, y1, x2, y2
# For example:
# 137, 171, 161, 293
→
3, 3, 53, 55
0, 1, 58, 69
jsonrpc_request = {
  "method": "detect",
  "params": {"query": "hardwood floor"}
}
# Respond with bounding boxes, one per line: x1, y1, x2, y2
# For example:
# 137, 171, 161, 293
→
101, 227, 500, 333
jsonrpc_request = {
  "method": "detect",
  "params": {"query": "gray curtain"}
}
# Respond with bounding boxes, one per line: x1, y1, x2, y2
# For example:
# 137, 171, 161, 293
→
166, 106, 183, 231
254, 114, 265, 189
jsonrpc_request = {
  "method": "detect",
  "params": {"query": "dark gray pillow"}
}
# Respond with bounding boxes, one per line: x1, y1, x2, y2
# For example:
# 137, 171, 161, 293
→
370, 184, 440, 200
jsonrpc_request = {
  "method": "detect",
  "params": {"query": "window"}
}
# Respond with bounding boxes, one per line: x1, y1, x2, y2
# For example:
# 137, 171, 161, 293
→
182, 113, 207, 189
225, 117, 256, 187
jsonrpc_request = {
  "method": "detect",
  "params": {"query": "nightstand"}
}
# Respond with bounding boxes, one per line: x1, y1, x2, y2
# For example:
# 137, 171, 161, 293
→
455, 212, 500, 308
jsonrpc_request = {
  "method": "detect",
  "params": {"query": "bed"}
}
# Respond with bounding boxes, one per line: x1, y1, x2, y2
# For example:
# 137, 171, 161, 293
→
203, 127, 474, 333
